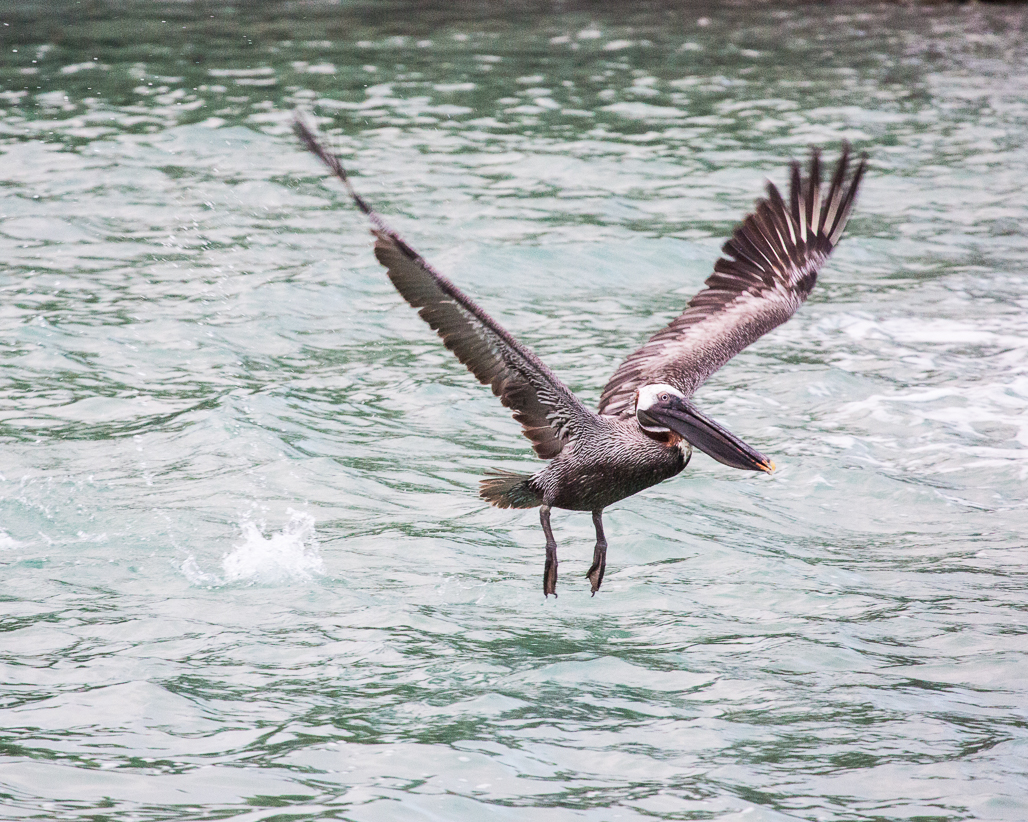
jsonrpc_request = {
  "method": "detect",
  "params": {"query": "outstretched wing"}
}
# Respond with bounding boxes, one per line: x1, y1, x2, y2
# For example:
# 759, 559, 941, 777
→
598, 146, 867, 418
296, 117, 592, 459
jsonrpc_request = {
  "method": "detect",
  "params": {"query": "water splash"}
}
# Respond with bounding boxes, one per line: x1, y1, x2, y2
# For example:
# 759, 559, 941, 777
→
182, 511, 323, 586
0, 530, 25, 550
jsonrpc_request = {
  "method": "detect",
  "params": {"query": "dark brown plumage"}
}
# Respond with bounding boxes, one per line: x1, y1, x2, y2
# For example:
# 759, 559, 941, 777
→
296, 116, 866, 597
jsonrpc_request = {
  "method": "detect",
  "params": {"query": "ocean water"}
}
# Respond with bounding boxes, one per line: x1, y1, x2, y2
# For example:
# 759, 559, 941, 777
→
1, 1, 1027, 820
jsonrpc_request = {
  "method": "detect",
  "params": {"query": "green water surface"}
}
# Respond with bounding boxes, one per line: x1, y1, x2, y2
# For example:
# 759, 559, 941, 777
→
1, 2, 1027, 820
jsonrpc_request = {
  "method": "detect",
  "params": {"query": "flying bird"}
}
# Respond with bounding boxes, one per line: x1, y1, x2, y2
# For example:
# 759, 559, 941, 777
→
295, 117, 866, 597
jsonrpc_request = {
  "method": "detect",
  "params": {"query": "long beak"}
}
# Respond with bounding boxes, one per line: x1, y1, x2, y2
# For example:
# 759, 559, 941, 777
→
640, 399, 775, 473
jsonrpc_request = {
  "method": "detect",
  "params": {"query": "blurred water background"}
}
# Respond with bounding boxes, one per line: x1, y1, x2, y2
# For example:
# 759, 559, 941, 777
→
1, 1, 1027, 819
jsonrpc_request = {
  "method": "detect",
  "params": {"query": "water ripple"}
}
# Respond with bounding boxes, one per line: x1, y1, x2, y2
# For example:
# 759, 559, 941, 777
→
2, 2, 1027, 821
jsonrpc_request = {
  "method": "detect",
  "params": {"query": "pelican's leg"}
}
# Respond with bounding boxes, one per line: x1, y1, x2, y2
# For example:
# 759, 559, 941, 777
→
586, 509, 607, 595
541, 504, 558, 597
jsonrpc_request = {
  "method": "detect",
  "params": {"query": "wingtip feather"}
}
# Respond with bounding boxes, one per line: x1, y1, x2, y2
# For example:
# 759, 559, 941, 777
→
293, 112, 376, 218
598, 143, 868, 415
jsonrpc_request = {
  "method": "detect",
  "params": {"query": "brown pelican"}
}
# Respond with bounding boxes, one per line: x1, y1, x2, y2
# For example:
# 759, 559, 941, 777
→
295, 118, 866, 597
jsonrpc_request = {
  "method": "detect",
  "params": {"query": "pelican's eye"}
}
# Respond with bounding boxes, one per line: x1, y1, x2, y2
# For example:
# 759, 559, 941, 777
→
659, 393, 670, 402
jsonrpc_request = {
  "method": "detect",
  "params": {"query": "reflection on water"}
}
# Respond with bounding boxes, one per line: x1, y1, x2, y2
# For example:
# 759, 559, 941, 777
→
1, 2, 1027, 821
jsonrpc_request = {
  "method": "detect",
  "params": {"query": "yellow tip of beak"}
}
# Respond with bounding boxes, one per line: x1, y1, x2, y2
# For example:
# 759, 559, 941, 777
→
762, 460, 776, 474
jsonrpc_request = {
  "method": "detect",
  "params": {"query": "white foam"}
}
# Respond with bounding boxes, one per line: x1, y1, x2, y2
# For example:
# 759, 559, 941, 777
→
0, 530, 25, 550
602, 102, 686, 120
833, 314, 1026, 349
181, 511, 323, 586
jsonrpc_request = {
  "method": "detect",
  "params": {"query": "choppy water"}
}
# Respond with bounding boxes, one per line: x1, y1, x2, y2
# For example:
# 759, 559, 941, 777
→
2, 1, 1027, 819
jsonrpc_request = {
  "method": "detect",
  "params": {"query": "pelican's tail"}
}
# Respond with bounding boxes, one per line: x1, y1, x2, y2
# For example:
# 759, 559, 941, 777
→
480, 470, 541, 509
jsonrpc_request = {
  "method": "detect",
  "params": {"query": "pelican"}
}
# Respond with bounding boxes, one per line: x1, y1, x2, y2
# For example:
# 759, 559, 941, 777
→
295, 118, 866, 596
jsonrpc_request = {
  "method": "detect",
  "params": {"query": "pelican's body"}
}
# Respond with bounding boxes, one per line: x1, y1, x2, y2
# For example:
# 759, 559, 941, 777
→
296, 118, 866, 596
513, 415, 691, 512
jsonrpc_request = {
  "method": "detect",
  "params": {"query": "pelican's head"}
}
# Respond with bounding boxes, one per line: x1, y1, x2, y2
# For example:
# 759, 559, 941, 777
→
635, 383, 775, 473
